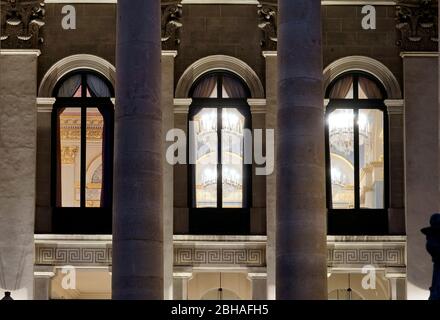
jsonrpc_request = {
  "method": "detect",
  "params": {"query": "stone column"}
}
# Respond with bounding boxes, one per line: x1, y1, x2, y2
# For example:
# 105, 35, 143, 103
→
162, 51, 177, 300
173, 269, 193, 300
34, 266, 55, 300
385, 268, 406, 300
403, 52, 439, 300
247, 273, 267, 300
276, 0, 327, 299
385, 100, 405, 234
35, 100, 54, 233
263, 51, 278, 300
112, 0, 163, 299
0, 49, 40, 300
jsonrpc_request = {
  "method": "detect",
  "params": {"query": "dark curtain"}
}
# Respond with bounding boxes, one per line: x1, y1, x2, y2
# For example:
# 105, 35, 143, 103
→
192, 75, 217, 98
223, 75, 247, 98
329, 76, 353, 99
87, 74, 112, 97
57, 74, 81, 97
358, 76, 382, 99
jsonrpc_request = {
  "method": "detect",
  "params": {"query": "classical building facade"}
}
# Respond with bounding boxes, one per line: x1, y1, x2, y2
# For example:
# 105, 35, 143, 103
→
0, 0, 438, 300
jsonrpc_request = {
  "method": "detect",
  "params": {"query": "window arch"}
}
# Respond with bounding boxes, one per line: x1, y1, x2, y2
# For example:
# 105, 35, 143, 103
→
325, 72, 389, 234
188, 71, 251, 234
51, 70, 114, 233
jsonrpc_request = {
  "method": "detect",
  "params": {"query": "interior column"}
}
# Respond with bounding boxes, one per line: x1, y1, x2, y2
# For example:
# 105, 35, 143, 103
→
112, 0, 163, 299
276, 0, 327, 299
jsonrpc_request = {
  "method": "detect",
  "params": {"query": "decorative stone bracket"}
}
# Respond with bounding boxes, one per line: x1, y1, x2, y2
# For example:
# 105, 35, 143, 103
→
1, 1, 182, 50
0, 0, 45, 49
161, 1, 183, 50
396, 0, 438, 51
258, 3, 277, 51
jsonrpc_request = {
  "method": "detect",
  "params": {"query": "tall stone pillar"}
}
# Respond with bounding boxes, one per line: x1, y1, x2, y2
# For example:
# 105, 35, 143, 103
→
162, 51, 178, 300
112, 0, 163, 299
0, 49, 40, 300
385, 100, 405, 234
276, 0, 327, 299
403, 52, 439, 300
263, 51, 278, 300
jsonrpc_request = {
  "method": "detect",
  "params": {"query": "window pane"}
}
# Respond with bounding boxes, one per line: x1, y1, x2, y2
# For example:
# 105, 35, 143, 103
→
359, 109, 384, 208
328, 109, 355, 209
222, 108, 244, 208
86, 108, 104, 207
59, 108, 81, 207
194, 108, 218, 208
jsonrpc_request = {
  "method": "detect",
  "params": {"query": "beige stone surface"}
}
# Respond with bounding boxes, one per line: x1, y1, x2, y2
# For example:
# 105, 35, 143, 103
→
0, 53, 38, 299
162, 53, 176, 299
276, 0, 327, 299
404, 55, 439, 300
264, 53, 277, 300
112, 0, 163, 299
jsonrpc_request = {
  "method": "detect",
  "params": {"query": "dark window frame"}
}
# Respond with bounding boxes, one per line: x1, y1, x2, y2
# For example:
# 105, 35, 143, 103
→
325, 72, 390, 235
51, 70, 114, 234
187, 72, 252, 234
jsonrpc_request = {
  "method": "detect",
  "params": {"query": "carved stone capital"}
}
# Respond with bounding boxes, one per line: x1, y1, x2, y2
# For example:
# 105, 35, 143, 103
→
396, 0, 438, 51
161, 1, 183, 50
0, 0, 45, 49
257, 3, 277, 51
61, 146, 78, 165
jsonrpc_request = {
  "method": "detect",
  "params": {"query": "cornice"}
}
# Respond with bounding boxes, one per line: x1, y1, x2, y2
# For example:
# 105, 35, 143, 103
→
0, 49, 41, 56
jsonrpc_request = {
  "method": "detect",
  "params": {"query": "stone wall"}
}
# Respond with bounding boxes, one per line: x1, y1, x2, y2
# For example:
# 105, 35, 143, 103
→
38, 4, 116, 88
35, 3, 405, 236
37, 4, 403, 95
323, 6, 402, 89
0, 52, 39, 299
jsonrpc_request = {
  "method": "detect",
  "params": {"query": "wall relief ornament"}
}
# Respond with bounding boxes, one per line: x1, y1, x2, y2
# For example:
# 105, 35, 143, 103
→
257, 3, 277, 51
396, 0, 438, 51
0, 0, 45, 49
161, 1, 183, 50
61, 146, 78, 165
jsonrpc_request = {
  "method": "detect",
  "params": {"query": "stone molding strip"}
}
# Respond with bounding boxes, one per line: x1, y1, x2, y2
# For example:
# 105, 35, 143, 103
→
43, 0, 397, 5
35, 235, 406, 269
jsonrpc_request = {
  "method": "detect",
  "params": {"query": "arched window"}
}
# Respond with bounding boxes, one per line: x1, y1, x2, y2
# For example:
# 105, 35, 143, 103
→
325, 73, 388, 234
188, 71, 251, 234
51, 70, 114, 233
